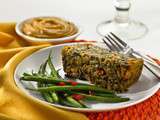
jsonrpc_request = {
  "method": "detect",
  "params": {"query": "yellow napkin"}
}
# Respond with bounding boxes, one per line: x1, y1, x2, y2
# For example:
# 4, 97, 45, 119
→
0, 23, 88, 120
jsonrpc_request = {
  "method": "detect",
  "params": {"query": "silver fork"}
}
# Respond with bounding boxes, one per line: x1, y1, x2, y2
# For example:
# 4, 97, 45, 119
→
104, 32, 160, 68
103, 32, 160, 79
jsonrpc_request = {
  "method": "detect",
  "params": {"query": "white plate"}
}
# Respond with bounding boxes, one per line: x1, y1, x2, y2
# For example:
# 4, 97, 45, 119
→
14, 42, 160, 112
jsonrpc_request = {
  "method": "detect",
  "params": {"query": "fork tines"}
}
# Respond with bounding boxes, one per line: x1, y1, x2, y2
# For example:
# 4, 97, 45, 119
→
103, 32, 126, 52
110, 32, 127, 47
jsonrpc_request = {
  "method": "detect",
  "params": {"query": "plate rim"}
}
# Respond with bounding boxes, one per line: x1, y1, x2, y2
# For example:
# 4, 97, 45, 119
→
14, 42, 160, 112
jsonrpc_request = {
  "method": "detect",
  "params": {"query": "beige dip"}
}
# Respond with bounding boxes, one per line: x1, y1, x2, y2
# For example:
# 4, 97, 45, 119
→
21, 17, 78, 39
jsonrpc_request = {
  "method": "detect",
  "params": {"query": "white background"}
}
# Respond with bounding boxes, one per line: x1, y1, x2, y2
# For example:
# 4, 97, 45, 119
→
0, 0, 160, 57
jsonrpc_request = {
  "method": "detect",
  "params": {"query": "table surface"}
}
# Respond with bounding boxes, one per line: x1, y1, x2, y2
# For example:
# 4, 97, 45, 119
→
0, 0, 160, 57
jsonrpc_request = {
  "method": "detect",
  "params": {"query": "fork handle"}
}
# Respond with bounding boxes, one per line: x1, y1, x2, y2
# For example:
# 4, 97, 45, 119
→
132, 52, 160, 79
132, 51, 160, 69
144, 63, 160, 79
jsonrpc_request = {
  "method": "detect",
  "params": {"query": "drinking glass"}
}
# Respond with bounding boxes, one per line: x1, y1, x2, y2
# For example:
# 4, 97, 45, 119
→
96, 0, 148, 40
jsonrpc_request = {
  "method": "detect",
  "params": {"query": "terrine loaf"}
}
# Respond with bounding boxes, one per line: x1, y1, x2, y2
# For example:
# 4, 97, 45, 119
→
61, 44, 143, 92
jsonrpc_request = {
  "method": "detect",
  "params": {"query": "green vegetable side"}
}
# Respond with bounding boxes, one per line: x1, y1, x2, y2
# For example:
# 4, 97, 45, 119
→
20, 51, 129, 108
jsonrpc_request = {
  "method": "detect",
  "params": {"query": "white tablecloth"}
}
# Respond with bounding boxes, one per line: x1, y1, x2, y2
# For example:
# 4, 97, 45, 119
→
0, 0, 160, 57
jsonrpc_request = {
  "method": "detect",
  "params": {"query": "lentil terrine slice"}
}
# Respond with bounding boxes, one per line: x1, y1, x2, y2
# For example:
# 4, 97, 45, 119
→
61, 44, 143, 92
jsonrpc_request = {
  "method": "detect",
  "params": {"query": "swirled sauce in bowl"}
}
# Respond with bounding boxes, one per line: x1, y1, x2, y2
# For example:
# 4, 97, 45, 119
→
15, 16, 81, 43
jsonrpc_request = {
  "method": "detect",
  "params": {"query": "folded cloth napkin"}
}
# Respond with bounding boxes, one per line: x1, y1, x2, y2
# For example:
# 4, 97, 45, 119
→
0, 23, 88, 120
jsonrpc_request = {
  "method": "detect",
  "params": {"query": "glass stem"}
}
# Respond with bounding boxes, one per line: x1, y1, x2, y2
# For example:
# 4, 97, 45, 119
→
114, 0, 131, 24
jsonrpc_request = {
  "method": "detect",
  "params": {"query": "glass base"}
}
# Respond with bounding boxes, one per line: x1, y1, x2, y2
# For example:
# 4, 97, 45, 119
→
96, 20, 148, 40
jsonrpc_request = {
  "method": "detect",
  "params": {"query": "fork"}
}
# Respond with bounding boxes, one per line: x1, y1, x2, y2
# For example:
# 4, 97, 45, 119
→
103, 32, 160, 69
102, 32, 160, 79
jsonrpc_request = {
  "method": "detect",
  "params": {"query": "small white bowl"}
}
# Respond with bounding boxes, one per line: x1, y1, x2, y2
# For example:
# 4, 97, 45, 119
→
15, 16, 82, 43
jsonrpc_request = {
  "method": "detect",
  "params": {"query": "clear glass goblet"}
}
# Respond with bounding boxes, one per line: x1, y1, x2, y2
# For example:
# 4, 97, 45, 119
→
96, 0, 148, 40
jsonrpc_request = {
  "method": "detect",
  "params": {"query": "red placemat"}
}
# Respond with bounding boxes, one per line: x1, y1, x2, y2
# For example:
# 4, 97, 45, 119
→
87, 90, 160, 120
87, 56, 160, 120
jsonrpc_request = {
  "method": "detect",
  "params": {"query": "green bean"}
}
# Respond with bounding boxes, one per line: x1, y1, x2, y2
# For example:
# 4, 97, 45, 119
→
34, 85, 114, 94
66, 96, 84, 108
59, 96, 79, 107
79, 93, 129, 103
67, 91, 118, 98
48, 51, 58, 78
67, 91, 127, 103
20, 75, 92, 86
23, 72, 31, 76
39, 60, 59, 103
78, 100, 89, 108
67, 92, 129, 103
46, 53, 59, 103
94, 93, 119, 98
41, 92, 53, 103
37, 62, 53, 103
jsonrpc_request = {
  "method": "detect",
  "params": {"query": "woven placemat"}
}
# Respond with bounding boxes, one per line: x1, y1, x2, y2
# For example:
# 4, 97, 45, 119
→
87, 89, 160, 120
